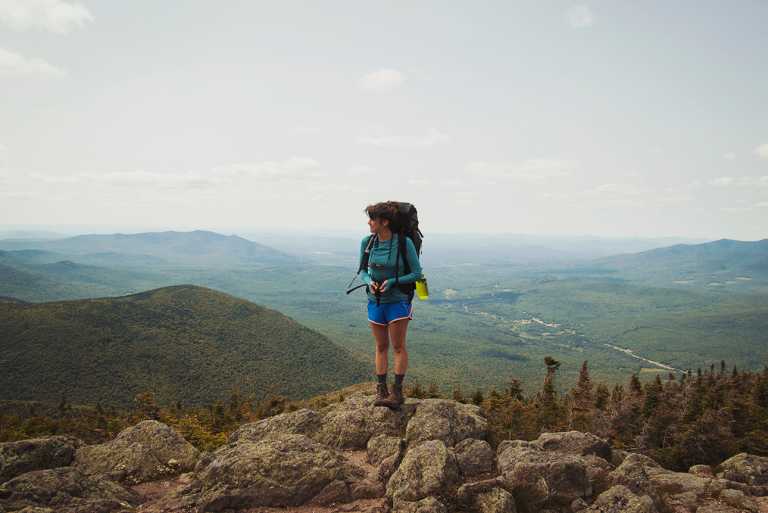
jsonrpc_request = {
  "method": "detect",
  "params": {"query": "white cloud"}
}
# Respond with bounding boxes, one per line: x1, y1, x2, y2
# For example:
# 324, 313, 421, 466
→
22, 170, 219, 189
586, 183, 643, 196
709, 176, 734, 187
720, 206, 754, 213
18, 158, 328, 191
98, 171, 222, 189
580, 183, 647, 206
543, 181, 684, 208
755, 144, 768, 160
0, 0, 93, 34
721, 200, 768, 212
346, 165, 375, 177
440, 178, 465, 188
566, 5, 594, 29
213, 157, 326, 181
708, 175, 768, 188
407, 178, 430, 186
0, 47, 66, 77
467, 159, 575, 183
359, 68, 405, 92
723, 152, 736, 160
356, 129, 449, 149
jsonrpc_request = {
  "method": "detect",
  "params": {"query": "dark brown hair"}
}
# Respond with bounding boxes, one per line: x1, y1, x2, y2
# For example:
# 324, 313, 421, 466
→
364, 201, 399, 227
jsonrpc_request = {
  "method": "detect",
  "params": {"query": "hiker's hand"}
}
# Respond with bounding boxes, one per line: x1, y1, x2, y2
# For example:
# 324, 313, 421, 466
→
379, 279, 390, 292
370, 281, 381, 293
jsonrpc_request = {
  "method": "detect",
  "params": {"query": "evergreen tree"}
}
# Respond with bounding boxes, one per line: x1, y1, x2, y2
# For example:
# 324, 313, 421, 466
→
537, 356, 562, 431
408, 381, 426, 399
595, 383, 610, 411
134, 391, 159, 420
753, 371, 768, 409
642, 375, 663, 418
57, 394, 69, 418
683, 372, 705, 423
610, 384, 625, 408
570, 361, 594, 432
507, 378, 523, 401
452, 384, 466, 403
228, 388, 243, 421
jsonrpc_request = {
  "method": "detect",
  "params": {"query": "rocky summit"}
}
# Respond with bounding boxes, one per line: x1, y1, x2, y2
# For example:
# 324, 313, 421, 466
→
2, 394, 768, 513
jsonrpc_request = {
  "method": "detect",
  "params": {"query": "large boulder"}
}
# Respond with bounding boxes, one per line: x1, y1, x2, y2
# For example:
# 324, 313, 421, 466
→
392, 496, 448, 513
496, 441, 592, 511
367, 434, 404, 466
527, 431, 615, 496
718, 488, 759, 512
405, 399, 487, 448
717, 453, 768, 486
0, 436, 82, 484
474, 487, 517, 513
695, 504, 741, 513
609, 453, 728, 512
386, 440, 460, 507
195, 433, 366, 511
454, 438, 495, 478
227, 408, 322, 444
75, 420, 199, 485
0, 466, 139, 513
534, 432, 612, 461
688, 465, 714, 478
583, 455, 616, 497
584, 485, 656, 513
367, 434, 405, 483
316, 394, 415, 449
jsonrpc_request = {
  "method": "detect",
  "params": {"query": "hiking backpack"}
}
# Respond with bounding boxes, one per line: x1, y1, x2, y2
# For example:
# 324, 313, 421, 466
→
346, 202, 423, 298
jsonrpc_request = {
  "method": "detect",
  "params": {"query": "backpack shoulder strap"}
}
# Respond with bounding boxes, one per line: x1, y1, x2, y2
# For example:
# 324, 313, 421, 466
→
358, 234, 376, 273
398, 234, 411, 275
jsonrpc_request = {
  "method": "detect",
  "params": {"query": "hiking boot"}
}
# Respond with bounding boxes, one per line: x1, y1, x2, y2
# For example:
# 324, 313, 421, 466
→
392, 383, 405, 406
374, 382, 389, 407
381, 383, 405, 410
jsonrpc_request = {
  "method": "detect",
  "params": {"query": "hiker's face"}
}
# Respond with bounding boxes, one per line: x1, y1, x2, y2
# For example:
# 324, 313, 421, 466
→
368, 216, 388, 233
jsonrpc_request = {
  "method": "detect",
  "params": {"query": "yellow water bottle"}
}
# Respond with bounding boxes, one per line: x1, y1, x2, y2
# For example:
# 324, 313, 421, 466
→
415, 277, 429, 300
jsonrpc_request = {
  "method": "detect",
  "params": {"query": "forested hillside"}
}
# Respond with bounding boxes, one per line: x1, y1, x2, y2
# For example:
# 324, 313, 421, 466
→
0, 285, 369, 407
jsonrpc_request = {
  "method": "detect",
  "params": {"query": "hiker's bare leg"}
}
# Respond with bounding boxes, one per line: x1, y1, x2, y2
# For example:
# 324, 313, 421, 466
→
389, 318, 409, 375
371, 322, 390, 374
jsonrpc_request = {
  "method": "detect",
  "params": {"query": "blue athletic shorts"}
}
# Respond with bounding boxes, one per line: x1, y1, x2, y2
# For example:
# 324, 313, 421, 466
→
367, 299, 414, 326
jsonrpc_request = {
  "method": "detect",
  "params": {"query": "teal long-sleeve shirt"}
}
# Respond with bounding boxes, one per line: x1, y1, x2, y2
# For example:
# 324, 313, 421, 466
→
358, 233, 423, 303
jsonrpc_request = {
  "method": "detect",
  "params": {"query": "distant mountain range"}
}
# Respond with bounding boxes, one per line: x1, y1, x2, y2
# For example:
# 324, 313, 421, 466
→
244, 231, 709, 266
0, 230, 296, 267
0, 285, 369, 407
591, 238, 768, 289
0, 251, 167, 302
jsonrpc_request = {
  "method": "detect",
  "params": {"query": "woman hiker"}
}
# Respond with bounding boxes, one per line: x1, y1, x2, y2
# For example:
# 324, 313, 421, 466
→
358, 201, 423, 409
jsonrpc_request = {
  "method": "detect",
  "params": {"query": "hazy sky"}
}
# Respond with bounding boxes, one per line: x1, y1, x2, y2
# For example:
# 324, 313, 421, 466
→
1, 1, 766, 239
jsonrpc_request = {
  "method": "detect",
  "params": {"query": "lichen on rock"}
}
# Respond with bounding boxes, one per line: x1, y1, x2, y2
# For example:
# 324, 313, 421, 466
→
74, 420, 199, 485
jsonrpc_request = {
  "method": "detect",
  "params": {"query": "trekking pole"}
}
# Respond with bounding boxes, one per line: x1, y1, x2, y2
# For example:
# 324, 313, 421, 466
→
346, 283, 367, 294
